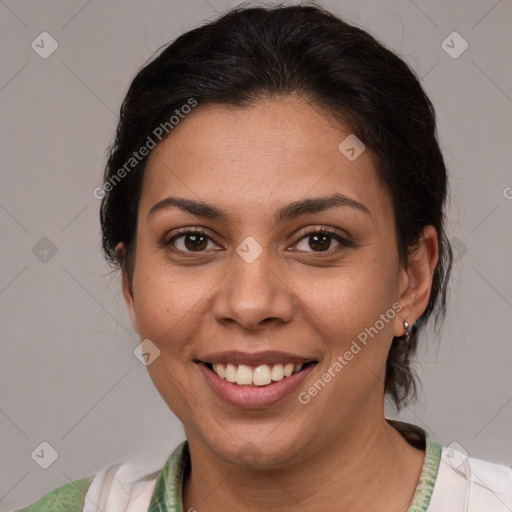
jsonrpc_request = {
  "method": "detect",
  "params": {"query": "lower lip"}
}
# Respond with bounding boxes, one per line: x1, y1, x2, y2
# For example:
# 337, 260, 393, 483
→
198, 362, 316, 408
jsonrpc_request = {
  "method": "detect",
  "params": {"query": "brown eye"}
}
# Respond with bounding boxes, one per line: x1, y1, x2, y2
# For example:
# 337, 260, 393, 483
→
295, 228, 353, 253
166, 230, 218, 252
182, 233, 209, 251
306, 233, 331, 251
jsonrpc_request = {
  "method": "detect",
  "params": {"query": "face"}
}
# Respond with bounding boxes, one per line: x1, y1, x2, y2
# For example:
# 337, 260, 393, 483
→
120, 95, 435, 469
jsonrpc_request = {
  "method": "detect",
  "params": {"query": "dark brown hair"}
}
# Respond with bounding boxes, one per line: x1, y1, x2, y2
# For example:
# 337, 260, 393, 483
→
100, 3, 453, 410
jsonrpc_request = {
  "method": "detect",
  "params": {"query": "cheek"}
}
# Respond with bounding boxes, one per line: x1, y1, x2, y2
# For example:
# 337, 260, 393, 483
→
131, 259, 189, 341
297, 254, 399, 369
130, 262, 205, 414
131, 252, 227, 357
305, 256, 397, 325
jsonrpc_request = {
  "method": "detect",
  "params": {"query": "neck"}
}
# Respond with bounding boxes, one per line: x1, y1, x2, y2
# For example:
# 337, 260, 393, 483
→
183, 417, 425, 512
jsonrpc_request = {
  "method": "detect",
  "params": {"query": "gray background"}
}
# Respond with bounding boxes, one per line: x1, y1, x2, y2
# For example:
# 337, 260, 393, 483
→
1, 0, 511, 509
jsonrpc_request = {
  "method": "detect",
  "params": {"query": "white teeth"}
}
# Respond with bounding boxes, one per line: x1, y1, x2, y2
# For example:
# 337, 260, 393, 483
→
271, 364, 284, 381
225, 363, 237, 383
210, 362, 307, 386
283, 363, 294, 377
253, 365, 272, 386
213, 363, 225, 378
235, 364, 253, 385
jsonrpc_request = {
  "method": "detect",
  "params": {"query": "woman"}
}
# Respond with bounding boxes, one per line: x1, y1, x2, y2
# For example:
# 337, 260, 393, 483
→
16, 4, 512, 511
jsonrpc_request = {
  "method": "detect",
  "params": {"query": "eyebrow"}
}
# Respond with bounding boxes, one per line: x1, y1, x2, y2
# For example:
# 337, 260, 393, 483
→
147, 192, 371, 224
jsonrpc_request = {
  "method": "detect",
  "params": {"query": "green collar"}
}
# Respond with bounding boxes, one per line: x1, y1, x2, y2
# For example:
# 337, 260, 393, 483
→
407, 427, 442, 511
148, 424, 442, 512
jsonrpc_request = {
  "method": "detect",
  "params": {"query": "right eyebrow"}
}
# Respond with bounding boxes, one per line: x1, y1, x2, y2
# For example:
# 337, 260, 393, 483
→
148, 196, 228, 222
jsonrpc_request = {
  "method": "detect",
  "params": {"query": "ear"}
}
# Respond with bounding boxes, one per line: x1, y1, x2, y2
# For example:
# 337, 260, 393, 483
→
394, 225, 439, 338
115, 242, 139, 334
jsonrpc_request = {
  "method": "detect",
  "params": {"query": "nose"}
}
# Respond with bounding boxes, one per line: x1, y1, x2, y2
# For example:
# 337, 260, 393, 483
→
211, 245, 295, 331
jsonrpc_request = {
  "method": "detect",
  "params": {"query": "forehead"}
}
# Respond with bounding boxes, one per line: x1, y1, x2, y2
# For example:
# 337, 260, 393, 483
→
140, 96, 392, 225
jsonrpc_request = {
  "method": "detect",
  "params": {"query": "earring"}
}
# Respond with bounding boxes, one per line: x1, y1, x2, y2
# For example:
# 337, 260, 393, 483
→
403, 320, 411, 343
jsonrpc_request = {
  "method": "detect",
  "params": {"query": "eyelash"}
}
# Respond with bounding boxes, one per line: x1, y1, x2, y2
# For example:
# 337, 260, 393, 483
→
162, 226, 354, 255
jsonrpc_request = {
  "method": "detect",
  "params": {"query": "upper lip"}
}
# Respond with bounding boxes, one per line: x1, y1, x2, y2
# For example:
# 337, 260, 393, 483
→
197, 350, 317, 366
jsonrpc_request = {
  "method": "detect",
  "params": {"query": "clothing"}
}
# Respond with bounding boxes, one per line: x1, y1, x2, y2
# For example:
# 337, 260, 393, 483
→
14, 420, 512, 511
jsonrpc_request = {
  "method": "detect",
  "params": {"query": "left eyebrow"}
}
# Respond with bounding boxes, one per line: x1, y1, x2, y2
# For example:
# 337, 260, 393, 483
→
273, 192, 371, 224
147, 192, 371, 224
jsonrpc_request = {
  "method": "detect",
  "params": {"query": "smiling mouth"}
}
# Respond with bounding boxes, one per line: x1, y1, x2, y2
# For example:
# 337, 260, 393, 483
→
203, 361, 318, 387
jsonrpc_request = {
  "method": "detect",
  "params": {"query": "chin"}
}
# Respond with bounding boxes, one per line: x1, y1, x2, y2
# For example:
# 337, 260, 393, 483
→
199, 423, 310, 471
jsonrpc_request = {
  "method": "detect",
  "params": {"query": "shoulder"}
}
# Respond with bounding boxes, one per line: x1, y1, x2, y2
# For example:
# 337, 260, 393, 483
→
13, 444, 186, 512
83, 442, 187, 510
428, 444, 512, 511
84, 459, 160, 510
14, 475, 95, 512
